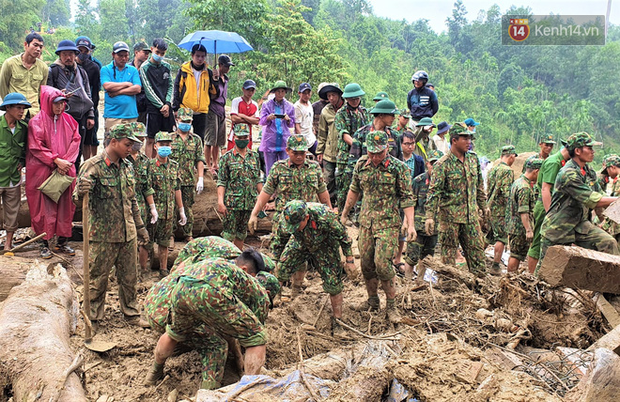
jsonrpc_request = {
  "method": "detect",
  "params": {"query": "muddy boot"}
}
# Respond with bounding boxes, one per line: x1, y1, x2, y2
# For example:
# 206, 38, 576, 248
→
332, 317, 346, 338
490, 262, 502, 276
125, 315, 151, 328
386, 300, 401, 324
144, 362, 165, 385
354, 295, 380, 312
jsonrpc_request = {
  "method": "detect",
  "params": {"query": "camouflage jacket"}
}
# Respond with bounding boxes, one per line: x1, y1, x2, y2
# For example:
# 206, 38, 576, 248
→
487, 162, 514, 219
127, 151, 154, 206
334, 104, 369, 165
602, 176, 620, 235
541, 159, 603, 243
412, 172, 433, 232
263, 159, 327, 213
217, 148, 263, 210
147, 158, 181, 220
350, 154, 415, 230
174, 236, 241, 267
170, 132, 206, 186
348, 124, 402, 171
506, 174, 536, 235
426, 151, 487, 225
74, 150, 144, 242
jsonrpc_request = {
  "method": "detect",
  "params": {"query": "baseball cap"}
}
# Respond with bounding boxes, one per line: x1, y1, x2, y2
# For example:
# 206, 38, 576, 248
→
53, 95, 67, 103
177, 108, 193, 122
464, 118, 480, 127
501, 145, 518, 157
525, 156, 544, 170
565, 132, 602, 151
218, 54, 234, 67
113, 41, 131, 54
366, 130, 389, 153
605, 154, 620, 168
540, 134, 556, 145
298, 83, 312, 93
287, 134, 308, 151
133, 42, 150, 52
109, 123, 140, 142
155, 132, 173, 142
282, 200, 308, 233
449, 122, 471, 138
234, 123, 250, 136
243, 79, 257, 90
129, 122, 147, 137
428, 149, 444, 162
75, 36, 95, 50
399, 109, 411, 119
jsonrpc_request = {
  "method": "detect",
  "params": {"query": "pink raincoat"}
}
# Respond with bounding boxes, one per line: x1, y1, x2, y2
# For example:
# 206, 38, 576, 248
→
26, 85, 81, 240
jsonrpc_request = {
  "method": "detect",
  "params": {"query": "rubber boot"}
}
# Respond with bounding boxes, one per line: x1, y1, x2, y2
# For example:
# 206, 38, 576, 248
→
144, 361, 165, 385
332, 317, 346, 338
386, 300, 401, 324
354, 295, 380, 312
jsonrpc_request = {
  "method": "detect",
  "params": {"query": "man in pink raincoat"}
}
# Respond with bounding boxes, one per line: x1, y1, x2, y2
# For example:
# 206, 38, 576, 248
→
26, 85, 81, 258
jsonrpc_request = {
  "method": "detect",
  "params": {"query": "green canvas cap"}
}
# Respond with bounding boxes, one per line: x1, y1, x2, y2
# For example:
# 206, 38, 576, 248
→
282, 200, 308, 233
366, 130, 389, 153
501, 145, 518, 156
342, 83, 365, 98
287, 134, 309, 151
369, 99, 398, 115
155, 131, 173, 142
109, 123, 140, 142
565, 132, 602, 151
372, 91, 389, 101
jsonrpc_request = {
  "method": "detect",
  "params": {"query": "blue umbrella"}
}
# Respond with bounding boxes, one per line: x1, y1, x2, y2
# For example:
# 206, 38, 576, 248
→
178, 30, 253, 54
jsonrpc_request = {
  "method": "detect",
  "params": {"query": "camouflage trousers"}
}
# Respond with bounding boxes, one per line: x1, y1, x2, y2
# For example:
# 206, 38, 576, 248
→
148, 218, 174, 247
222, 210, 251, 242
527, 201, 546, 259
324, 160, 337, 206
509, 233, 530, 261
404, 233, 438, 267
438, 220, 486, 276
536, 227, 620, 275
166, 276, 266, 348
88, 239, 140, 321
277, 237, 345, 295
270, 214, 291, 261
336, 165, 352, 212
174, 186, 195, 239
486, 215, 508, 245
358, 225, 398, 281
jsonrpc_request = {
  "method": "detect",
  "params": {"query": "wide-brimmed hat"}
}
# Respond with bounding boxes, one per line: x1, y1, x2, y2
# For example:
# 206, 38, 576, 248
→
415, 117, 436, 127
342, 83, 365, 99
369, 99, 398, 115
55, 40, 79, 55
318, 83, 342, 100
270, 80, 292, 93
373, 91, 389, 101
436, 121, 450, 134
0, 92, 31, 110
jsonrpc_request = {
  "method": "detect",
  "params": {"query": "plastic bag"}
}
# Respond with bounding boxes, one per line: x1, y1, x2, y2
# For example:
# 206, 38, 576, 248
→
38, 170, 74, 203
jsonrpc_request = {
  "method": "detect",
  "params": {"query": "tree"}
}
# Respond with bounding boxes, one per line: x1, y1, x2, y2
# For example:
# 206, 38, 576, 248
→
0, 0, 45, 52
42, 0, 71, 27
99, 0, 130, 45
75, 0, 100, 38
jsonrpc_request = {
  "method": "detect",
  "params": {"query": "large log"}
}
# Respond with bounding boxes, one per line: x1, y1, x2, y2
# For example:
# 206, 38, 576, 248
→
539, 245, 620, 294
0, 256, 33, 302
0, 263, 86, 402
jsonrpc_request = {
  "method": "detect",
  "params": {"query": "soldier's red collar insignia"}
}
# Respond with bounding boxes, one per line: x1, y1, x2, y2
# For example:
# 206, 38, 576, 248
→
426, 178, 429, 185
105, 157, 111, 167
310, 220, 317, 230
384, 159, 390, 168
561, 160, 566, 167
581, 168, 586, 176
614, 177, 618, 184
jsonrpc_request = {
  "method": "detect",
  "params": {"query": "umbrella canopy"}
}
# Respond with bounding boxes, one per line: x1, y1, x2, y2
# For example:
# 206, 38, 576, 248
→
178, 30, 253, 54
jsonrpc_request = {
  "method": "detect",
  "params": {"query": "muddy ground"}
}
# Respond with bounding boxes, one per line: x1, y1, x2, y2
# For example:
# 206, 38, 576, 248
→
0, 230, 612, 402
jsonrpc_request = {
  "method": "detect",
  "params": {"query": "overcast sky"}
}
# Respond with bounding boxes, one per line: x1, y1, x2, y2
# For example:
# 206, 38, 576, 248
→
367, 1, 616, 33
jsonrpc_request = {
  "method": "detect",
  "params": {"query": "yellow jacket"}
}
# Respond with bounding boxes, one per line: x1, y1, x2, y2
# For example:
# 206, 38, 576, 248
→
172, 61, 218, 113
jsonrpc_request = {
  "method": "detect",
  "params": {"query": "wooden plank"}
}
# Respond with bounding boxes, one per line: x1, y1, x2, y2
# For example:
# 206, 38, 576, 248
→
594, 293, 620, 329
603, 198, 620, 224
587, 323, 620, 354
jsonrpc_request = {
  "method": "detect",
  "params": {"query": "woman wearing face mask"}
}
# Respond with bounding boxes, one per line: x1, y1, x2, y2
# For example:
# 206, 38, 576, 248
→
217, 123, 264, 250
26, 85, 82, 259
146, 132, 187, 276
169, 108, 205, 242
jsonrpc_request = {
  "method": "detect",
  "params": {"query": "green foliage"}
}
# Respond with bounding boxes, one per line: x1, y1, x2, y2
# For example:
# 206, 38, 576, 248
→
0, 0, 45, 52
99, 0, 130, 45
42, 0, 71, 27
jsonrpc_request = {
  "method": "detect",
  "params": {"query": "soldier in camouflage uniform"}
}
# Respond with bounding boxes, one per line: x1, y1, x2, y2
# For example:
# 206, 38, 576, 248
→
170, 108, 206, 241
486, 145, 517, 275
73, 124, 150, 329
248, 134, 331, 291
411, 117, 436, 162
538, 132, 619, 275
276, 200, 356, 335
145, 258, 272, 386
522, 134, 555, 173
425, 123, 488, 277
334, 83, 370, 211
600, 155, 620, 242
148, 132, 187, 275
341, 131, 416, 323
217, 123, 263, 249
506, 157, 542, 272
126, 122, 158, 272
403, 150, 443, 280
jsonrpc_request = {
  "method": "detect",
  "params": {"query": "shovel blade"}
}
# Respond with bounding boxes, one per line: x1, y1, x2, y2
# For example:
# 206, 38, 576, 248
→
85, 338, 117, 353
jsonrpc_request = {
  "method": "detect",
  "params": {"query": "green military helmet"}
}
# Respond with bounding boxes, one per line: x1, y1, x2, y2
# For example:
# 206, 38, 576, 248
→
399, 109, 411, 119
373, 91, 389, 101
177, 107, 193, 122
287, 134, 309, 151
428, 149, 444, 162
256, 271, 281, 308
366, 130, 389, 153
415, 117, 435, 127
129, 121, 147, 137
501, 145, 518, 157
565, 132, 602, 151
525, 155, 543, 170
109, 123, 140, 142
155, 131, 174, 142
449, 122, 470, 138
282, 200, 308, 233
369, 99, 398, 115
234, 123, 250, 137
342, 83, 365, 99
270, 80, 292, 93
540, 134, 556, 145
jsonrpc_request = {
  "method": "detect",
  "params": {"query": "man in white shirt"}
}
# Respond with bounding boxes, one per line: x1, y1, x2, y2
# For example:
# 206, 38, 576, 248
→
294, 83, 316, 155
431, 121, 450, 154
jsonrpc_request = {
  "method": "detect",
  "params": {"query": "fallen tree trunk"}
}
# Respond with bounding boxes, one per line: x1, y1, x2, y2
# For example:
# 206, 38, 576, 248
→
0, 263, 86, 402
0, 256, 33, 302
539, 245, 620, 293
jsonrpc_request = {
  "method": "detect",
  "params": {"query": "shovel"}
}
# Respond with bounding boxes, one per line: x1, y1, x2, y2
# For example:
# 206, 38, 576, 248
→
0, 232, 47, 256
82, 192, 117, 352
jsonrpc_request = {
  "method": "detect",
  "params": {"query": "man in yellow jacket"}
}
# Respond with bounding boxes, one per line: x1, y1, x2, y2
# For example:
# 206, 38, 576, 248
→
172, 44, 219, 143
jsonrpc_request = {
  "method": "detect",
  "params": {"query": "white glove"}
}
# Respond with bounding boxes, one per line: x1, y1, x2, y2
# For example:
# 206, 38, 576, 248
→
149, 204, 158, 224
196, 177, 204, 195
178, 207, 187, 226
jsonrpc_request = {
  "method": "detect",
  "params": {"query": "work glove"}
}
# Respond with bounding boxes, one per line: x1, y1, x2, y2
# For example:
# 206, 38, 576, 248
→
425, 218, 435, 236
248, 214, 258, 234
149, 204, 158, 224
178, 207, 187, 226
137, 226, 149, 246
196, 177, 204, 195
77, 177, 92, 195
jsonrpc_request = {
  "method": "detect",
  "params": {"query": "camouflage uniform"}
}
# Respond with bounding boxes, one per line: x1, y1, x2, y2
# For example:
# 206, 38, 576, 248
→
404, 171, 438, 266
276, 202, 352, 295
147, 155, 181, 247
426, 127, 487, 275
486, 159, 515, 245
348, 124, 403, 167
350, 146, 415, 281
538, 133, 618, 273
507, 174, 537, 261
217, 147, 262, 242
174, 236, 241, 267
600, 155, 620, 241
126, 151, 153, 229
166, 258, 269, 349
334, 105, 369, 211
74, 145, 143, 321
